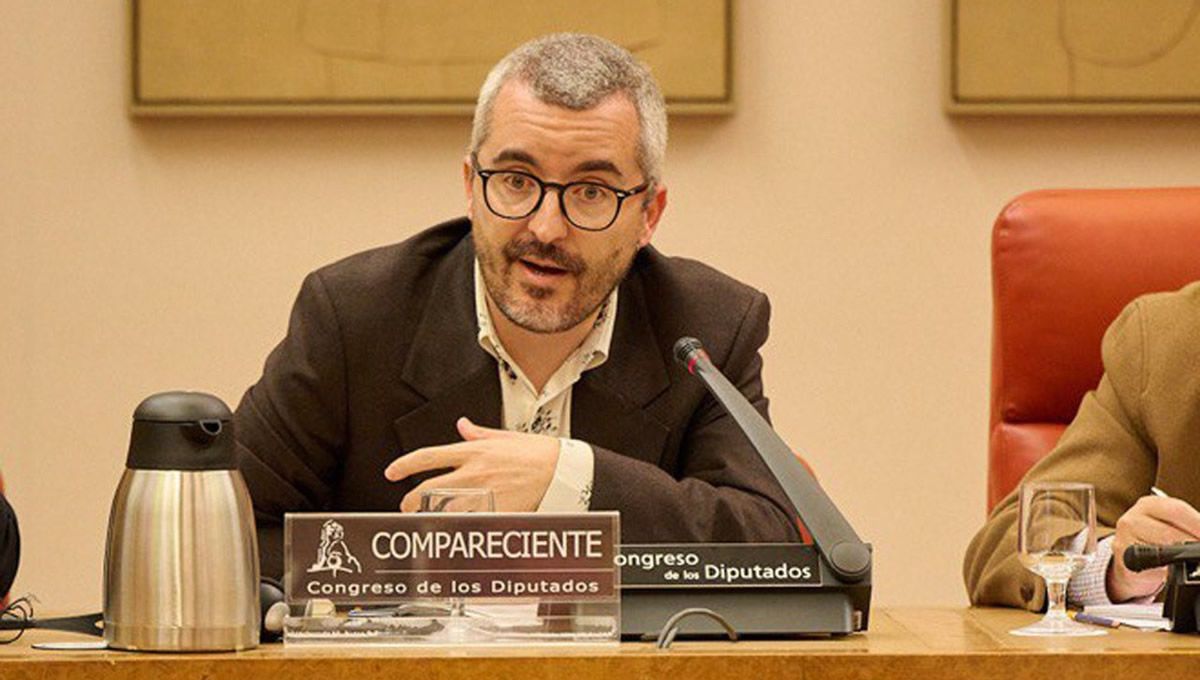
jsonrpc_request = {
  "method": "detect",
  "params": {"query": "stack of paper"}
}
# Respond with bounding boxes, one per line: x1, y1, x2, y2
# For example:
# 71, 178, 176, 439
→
1083, 603, 1170, 631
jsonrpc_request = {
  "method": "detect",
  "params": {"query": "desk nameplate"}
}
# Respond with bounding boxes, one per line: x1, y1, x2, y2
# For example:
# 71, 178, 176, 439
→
285, 512, 619, 605
619, 543, 821, 589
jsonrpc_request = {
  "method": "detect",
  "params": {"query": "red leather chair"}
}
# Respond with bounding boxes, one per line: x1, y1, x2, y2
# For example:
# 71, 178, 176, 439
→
989, 187, 1200, 512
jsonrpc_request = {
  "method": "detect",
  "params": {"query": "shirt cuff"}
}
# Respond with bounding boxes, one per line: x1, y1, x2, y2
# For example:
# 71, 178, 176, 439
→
1068, 535, 1116, 607
536, 439, 595, 512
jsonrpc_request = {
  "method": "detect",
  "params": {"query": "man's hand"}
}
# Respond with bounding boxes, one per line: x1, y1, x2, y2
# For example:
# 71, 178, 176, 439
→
1108, 495, 1200, 602
384, 417, 559, 513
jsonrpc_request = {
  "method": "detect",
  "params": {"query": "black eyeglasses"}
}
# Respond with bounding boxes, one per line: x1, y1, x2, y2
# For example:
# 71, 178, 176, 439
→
473, 161, 649, 232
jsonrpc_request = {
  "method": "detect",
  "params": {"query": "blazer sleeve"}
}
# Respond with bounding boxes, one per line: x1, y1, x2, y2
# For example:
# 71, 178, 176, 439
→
963, 300, 1156, 610
234, 271, 348, 579
0, 491, 19, 597
588, 291, 801, 543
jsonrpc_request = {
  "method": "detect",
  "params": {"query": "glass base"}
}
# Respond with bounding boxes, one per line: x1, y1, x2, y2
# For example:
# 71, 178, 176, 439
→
1010, 614, 1107, 637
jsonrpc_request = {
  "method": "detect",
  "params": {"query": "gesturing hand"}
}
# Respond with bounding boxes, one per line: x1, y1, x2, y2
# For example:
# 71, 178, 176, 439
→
1108, 495, 1200, 602
384, 417, 560, 513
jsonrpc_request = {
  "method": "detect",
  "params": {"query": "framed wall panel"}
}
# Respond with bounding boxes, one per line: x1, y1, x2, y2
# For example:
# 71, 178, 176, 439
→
945, 0, 1200, 114
130, 0, 733, 116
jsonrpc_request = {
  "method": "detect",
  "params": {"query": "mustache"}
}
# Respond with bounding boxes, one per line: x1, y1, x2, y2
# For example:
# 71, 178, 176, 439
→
503, 236, 585, 274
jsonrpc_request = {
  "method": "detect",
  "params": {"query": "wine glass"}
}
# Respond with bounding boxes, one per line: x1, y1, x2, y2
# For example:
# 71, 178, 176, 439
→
1011, 481, 1105, 637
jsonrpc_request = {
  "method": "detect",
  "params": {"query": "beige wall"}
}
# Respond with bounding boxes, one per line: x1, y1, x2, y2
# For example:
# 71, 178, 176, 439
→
2, 1, 1199, 612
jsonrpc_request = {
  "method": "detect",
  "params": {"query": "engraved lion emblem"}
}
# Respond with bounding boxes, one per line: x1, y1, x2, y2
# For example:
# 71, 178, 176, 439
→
306, 520, 362, 576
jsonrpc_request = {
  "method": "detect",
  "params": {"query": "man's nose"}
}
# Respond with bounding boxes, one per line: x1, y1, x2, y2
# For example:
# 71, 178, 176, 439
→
527, 190, 571, 243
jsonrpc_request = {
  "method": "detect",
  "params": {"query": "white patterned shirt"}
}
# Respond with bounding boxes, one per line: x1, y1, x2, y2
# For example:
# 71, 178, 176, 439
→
1069, 535, 1160, 607
473, 260, 616, 511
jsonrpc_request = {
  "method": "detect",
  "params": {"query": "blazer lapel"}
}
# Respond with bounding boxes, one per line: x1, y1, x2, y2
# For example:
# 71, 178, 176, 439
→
392, 365, 502, 454
571, 269, 672, 464
393, 235, 502, 453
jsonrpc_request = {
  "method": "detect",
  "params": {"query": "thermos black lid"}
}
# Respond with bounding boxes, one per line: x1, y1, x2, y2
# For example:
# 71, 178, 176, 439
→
126, 391, 236, 470
134, 391, 233, 423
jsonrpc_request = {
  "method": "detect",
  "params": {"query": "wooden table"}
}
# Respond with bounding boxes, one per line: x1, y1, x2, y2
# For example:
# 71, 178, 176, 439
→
3, 608, 1200, 679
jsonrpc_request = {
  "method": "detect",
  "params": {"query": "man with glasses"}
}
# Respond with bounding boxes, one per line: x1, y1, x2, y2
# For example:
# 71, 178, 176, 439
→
235, 33, 800, 578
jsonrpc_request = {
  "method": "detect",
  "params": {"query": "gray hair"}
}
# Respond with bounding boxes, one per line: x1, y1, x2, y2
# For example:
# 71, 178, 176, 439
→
469, 33, 668, 185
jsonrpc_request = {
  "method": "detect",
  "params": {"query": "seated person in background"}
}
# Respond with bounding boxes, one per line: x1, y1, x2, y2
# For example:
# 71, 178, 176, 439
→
234, 33, 799, 579
965, 282, 1200, 609
0, 490, 18, 599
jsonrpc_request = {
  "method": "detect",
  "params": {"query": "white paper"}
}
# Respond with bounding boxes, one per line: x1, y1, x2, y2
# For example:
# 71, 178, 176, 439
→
1106, 616, 1171, 631
1083, 603, 1164, 619
1083, 603, 1169, 630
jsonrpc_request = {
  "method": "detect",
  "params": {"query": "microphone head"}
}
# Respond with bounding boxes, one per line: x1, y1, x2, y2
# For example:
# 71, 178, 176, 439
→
1124, 543, 1166, 572
674, 337, 704, 365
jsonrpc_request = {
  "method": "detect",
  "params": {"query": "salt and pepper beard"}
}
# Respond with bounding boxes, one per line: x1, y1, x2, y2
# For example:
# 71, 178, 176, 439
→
472, 220, 639, 334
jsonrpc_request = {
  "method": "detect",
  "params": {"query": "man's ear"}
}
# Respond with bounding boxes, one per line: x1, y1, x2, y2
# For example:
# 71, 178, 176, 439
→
462, 154, 475, 215
637, 183, 668, 248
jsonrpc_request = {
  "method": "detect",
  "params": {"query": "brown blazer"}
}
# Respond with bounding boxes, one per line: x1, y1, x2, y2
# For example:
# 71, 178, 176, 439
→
235, 218, 800, 578
964, 282, 1200, 610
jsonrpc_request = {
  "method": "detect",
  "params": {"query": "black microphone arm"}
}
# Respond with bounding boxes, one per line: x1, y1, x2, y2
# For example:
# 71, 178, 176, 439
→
1124, 541, 1200, 572
673, 337, 871, 583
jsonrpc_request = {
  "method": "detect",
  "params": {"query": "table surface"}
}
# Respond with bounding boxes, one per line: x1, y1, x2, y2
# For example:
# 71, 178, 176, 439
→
4, 607, 1200, 679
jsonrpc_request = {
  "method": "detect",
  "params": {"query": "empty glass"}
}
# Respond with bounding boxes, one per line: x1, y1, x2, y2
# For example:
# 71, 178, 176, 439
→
418, 488, 496, 513
417, 488, 495, 630
1011, 481, 1105, 637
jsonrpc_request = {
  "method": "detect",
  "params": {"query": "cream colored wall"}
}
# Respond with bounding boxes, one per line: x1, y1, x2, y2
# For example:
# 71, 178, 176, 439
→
3, 1, 1199, 612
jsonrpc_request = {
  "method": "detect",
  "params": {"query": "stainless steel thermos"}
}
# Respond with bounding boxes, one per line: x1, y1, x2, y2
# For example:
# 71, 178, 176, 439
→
103, 391, 260, 651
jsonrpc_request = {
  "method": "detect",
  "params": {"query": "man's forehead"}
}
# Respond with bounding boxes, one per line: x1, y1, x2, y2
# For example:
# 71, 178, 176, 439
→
481, 80, 640, 176
489, 147, 626, 179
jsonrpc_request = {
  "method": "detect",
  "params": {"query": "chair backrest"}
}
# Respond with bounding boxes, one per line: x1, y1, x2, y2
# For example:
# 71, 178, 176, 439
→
989, 187, 1200, 511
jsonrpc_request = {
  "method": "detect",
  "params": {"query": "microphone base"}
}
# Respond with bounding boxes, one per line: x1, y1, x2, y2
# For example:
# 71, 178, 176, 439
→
617, 543, 871, 639
1164, 561, 1200, 633
622, 585, 869, 639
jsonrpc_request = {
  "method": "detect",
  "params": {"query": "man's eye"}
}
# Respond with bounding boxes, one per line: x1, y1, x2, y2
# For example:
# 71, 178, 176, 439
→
576, 185, 605, 202
502, 174, 530, 190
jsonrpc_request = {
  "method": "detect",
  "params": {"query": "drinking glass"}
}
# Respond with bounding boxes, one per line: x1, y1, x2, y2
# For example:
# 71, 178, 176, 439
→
1011, 481, 1105, 637
419, 488, 496, 513
418, 488, 495, 625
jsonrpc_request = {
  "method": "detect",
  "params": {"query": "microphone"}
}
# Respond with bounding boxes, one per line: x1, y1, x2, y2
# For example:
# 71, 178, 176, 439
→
1124, 541, 1200, 572
673, 337, 871, 583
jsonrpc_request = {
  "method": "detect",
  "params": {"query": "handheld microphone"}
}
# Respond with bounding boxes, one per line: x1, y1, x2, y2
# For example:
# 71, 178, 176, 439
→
673, 337, 871, 583
1124, 542, 1200, 572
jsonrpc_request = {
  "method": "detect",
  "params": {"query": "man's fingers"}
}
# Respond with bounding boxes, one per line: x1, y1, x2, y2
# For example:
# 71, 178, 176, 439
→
1138, 496, 1200, 539
457, 417, 517, 441
384, 444, 473, 481
1121, 512, 1197, 547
